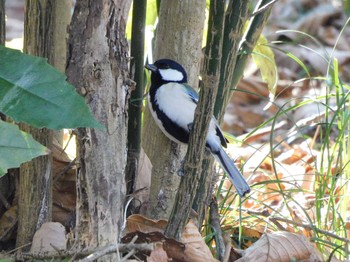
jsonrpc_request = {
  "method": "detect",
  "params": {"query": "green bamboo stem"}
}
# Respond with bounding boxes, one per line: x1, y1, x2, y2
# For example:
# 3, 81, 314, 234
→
192, 0, 225, 225
196, 0, 276, 226
164, 0, 225, 239
126, 0, 147, 197
214, 0, 250, 121
230, 0, 274, 102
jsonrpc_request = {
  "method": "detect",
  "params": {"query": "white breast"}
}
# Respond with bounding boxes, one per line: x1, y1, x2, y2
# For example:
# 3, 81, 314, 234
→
148, 82, 222, 148
155, 83, 196, 130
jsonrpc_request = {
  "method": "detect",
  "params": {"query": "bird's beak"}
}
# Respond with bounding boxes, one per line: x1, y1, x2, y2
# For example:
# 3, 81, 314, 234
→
145, 63, 157, 72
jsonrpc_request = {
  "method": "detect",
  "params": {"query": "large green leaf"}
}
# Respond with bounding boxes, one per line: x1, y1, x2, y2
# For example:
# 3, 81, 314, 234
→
0, 120, 49, 177
0, 45, 104, 129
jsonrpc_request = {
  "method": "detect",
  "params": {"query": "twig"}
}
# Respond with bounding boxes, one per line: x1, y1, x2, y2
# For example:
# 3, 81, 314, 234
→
245, 209, 350, 244
5, 242, 32, 255
80, 235, 139, 262
271, 216, 350, 244
53, 157, 76, 183
0, 190, 11, 209
120, 249, 136, 262
251, 0, 279, 17
21, 241, 154, 261
209, 197, 225, 261
222, 231, 232, 262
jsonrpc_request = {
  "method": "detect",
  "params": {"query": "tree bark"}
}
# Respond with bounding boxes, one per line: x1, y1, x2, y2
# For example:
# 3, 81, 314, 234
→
192, 0, 225, 227
49, 0, 72, 145
66, 0, 131, 258
142, 0, 206, 220
17, 0, 63, 249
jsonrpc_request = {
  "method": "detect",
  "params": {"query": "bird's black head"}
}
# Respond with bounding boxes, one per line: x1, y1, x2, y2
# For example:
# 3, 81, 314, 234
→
145, 59, 188, 84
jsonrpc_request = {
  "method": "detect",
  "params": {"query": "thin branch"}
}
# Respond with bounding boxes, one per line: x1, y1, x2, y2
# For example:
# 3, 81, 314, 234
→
21, 242, 154, 261
209, 197, 225, 261
53, 158, 76, 183
0, 190, 11, 209
120, 249, 136, 262
251, 0, 279, 17
271, 216, 350, 244
192, 0, 226, 227
246, 210, 350, 244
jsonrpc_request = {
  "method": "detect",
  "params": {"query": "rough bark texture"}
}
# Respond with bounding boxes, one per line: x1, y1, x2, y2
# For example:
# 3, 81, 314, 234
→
192, 0, 225, 227
49, 0, 72, 145
66, 0, 131, 256
142, 0, 206, 220
0, 0, 14, 215
17, 0, 59, 249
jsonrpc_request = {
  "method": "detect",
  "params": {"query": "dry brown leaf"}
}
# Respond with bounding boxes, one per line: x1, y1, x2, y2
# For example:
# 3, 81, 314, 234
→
147, 242, 169, 262
30, 222, 67, 254
292, 4, 341, 37
122, 231, 187, 261
276, 145, 308, 165
123, 221, 219, 262
236, 231, 323, 262
231, 226, 263, 249
180, 219, 219, 262
52, 141, 76, 228
125, 214, 167, 234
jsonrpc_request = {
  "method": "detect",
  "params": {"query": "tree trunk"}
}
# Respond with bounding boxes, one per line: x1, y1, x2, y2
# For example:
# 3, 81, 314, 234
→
49, 0, 72, 146
142, 0, 206, 220
17, 0, 62, 249
0, 0, 15, 219
66, 0, 131, 257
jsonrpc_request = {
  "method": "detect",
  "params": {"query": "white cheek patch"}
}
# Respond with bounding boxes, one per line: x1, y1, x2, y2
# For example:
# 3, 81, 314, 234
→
159, 68, 184, 82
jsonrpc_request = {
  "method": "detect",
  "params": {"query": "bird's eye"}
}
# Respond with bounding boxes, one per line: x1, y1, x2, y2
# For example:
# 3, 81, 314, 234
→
159, 64, 170, 69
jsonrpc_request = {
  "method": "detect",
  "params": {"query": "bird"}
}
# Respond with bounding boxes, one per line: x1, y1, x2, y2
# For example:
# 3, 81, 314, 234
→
145, 59, 250, 197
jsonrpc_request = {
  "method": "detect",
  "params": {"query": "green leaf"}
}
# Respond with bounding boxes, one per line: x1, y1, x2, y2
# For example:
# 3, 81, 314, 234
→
0, 120, 49, 177
0, 45, 104, 130
252, 35, 278, 103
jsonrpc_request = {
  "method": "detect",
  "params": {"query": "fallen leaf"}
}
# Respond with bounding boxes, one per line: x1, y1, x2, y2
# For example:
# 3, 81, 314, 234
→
236, 231, 323, 262
180, 220, 219, 262
125, 214, 167, 234
30, 222, 67, 254
147, 242, 169, 262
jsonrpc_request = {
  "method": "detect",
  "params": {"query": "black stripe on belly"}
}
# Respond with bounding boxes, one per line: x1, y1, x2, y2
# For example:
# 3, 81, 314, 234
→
149, 86, 189, 144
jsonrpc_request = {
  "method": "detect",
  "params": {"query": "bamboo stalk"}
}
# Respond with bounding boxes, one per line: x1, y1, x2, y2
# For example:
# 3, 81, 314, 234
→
192, 0, 225, 226
126, 0, 147, 200
164, 0, 225, 239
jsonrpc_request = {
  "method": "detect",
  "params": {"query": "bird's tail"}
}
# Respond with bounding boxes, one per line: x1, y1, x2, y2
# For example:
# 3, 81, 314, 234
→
213, 148, 250, 197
